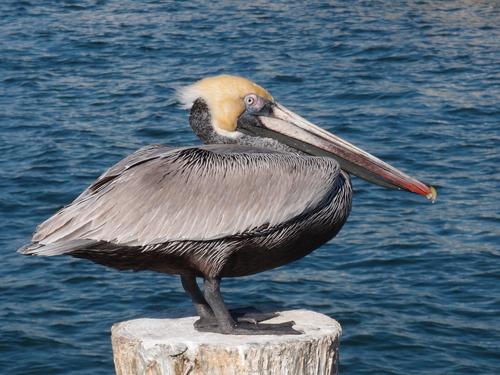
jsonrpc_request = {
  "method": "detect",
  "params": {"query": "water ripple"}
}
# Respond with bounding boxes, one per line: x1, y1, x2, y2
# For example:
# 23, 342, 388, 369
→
1, 1, 499, 374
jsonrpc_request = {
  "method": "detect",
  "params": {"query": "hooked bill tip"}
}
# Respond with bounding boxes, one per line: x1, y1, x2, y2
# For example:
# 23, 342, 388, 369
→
426, 186, 438, 203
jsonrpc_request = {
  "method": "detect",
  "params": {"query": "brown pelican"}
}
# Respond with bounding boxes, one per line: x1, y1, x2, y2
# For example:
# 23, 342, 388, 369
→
19, 75, 436, 335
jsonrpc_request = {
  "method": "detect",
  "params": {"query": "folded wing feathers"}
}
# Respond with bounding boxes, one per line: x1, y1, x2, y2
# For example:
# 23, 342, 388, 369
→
22, 146, 340, 252
18, 239, 98, 256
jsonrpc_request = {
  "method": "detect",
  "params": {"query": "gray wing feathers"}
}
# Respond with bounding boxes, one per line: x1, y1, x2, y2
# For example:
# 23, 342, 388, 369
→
31, 146, 340, 246
19, 239, 98, 256
75, 144, 174, 201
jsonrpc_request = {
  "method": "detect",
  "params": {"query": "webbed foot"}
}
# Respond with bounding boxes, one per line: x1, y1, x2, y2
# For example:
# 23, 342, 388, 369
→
194, 318, 301, 335
230, 306, 279, 324
192, 278, 303, 335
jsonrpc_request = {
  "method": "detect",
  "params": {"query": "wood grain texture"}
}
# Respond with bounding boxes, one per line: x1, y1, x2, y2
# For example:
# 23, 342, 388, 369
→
111, 310, 341, 375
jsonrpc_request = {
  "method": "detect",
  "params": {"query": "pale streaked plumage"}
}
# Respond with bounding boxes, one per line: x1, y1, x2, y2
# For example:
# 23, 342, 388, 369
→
32, 144, 342, 246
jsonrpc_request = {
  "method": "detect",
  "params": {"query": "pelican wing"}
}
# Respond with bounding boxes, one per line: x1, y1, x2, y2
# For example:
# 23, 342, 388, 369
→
31, 145, 340, 246
75, 144, 174, 201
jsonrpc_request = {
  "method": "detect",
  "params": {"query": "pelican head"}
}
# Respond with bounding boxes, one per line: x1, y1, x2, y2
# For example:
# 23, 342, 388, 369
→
178, 75, 437, 201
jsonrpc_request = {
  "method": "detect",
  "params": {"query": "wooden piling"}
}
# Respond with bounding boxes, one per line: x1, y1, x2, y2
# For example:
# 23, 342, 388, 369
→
111, 309, 341, 375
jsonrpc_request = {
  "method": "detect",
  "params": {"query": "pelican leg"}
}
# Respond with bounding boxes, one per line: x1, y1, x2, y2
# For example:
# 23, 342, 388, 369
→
182, 276, 277, 331
180, 275, 214, 320
199, 277, 235, 333
198, 277, 302, 335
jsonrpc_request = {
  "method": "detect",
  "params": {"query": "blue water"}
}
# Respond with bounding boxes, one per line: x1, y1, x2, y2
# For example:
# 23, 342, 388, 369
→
1, 1, 499, 374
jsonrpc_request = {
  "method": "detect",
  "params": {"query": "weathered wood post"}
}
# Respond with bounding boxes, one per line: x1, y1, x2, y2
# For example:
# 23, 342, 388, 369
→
111, 309, 341, 375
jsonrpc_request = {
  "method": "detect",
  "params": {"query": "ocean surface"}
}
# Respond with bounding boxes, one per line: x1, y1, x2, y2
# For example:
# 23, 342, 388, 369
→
1, 1, 499, 374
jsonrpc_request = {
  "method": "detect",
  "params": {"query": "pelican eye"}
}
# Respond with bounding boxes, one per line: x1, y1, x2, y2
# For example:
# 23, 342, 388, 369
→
244, 94, 265, 113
